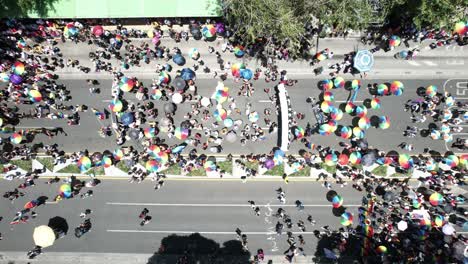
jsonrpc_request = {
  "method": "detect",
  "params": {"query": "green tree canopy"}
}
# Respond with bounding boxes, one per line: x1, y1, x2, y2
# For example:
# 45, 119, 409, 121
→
0, 0, 59, 18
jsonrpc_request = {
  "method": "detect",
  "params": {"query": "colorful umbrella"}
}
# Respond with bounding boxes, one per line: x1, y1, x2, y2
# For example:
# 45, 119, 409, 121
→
77, 156, 92, 172
340, 212, 353, 226
425, 158, 437, 171
377, 84, 389, 96
233, 45, 245, 57
204, 160, 217, 172
10, 74, 22, 84
152, 89, 163, 100
345, 102, 355, 114
389, 35, 401, 47
330, 108, 343, 120
13, 61, 25, 75
248, 111, 260, 122
202, 24, 216, 39
10, 132, 22, 144
17, 39, 27, 49
352, 127, 365, 139
328, 120, 338, 132
64, 23, 79, 37
390, 81, 404, 96
213, 108, 228, 122
358, 116, 371, 130
376, 246, 388, 254
338, 153, 349, 166
119, 77, 134, 92
355, 105, 367, 117
349, 151, 362, 165
426, 85, 438, 97
144, 127, 156, 138
0, 72, 10, 82
331, 195, 343, 208
433, 215, 444, 227
293, 126, 305, 139
351, 79, 361, 90
333, 77, 345, 89
28, 89, 42, 103
213, 86, 229, 104
370, 98, 381, 109
174, 127, 190, 140
398, 154, 413, 170
460, 154, 468, 169
454, 21, 468, 35
101, 156, 112, 168
59, 184, 72, 197
430, 129, 441, 140
319, 124, 332, 136
444, 155, 459, 168
147, 145, 160, 157
321, 101, 333, 113
231, 63, 246, 77
323, 91, 334, 101
157, 71, 170, 85
429, 192, 444, 206
109, 99, 123, 112
322, 79, 334, 90
340, 126, 352, 139
188, 48, 200, 60
145, 159, 161, 172
379, 116, 390, 129
325, 153, 338, 166
316, 52, 327, 61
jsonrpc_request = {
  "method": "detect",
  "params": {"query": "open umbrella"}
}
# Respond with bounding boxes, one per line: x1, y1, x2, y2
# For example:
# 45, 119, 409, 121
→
397, 220, 408, 231
33, 225, 56, 248
172, 93, 183, 104
226, 131, 237, 143
172, 54, 186, 66
119, 77, 134, 92
353, 50, 374, 72
172, 143, 187, 154
181, 68, 195, 80
389, 35, 401, 47
92, 25, 104, 37
120, 112, 134, 126
173, 77, 186, 91
164, 103, 176, 114
240, 69, 253, 80
442, 224, 455, 235
188, 48, 200, 60
202, 24, 216, 40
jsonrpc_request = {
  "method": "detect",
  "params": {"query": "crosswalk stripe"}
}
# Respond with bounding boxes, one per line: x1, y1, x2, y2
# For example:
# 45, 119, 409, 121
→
422, 60, 437, 66
406, 61, 421, 66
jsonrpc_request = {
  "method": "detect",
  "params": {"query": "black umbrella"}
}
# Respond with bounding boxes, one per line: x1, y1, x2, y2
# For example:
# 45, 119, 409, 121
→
191, 27, 202, 40
48, 216, 69, 236
128, 129, 140, 140
164, 103, 176, 114
173, 77, 186, 92
180, 120, 192, 130
326, 190, 338, 202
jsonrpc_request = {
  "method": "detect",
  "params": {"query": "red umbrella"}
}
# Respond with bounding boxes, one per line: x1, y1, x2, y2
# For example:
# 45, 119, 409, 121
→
338, 154, 349, 166
24, 200, 38, 209
92, 25, 104, 37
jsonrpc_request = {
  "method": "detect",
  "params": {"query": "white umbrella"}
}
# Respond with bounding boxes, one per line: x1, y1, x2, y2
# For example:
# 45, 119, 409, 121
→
172, 93, 183, 104
33, 225, 56, 248
397, 220, 408, 231
226, 131, 237, 143
442, 224, 455, 235
201, 97, 211, 107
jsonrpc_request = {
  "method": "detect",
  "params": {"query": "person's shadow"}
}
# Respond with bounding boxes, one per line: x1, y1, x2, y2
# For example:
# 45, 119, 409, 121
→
147, 233, 250, 264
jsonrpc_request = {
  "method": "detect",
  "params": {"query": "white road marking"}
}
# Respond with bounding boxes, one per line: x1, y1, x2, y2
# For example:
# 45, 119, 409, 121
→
258, 100, 273, 103
15, 126, 57, 129
407, 61, 421, 66
422, 61, 437, 66
335, 100, 363, 103
106, 202, 361, 207
452, 133, 468, 135
107, 230, 317, 235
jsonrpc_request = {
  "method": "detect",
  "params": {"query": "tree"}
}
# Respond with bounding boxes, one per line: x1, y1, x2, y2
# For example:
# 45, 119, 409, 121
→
0, 0, 59, 18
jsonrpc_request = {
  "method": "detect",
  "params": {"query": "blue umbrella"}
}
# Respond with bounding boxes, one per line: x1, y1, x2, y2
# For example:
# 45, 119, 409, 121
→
172, 54, 186, 66
240, 69, 253, 80
353, 50, 374, 72
181, 68, 196, 81
121, 112, 134, 126
171, 143, 187, 154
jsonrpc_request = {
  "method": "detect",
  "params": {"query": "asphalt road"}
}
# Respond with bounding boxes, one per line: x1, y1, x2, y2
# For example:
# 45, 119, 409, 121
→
10, 77, 467, 155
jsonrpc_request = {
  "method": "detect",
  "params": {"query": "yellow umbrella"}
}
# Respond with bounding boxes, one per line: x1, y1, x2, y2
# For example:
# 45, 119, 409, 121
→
33, 225, 56, 248
147, 29, 154, 38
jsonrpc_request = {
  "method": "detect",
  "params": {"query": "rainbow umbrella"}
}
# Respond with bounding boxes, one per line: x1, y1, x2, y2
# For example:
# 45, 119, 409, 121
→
444, 155, 459, 168
145, 159, 161, 172
460, 154, 468, 169
77, 156, 92, 172
454, 21, 468, 35
352, 127, 365, 139
445, 96, 454, 107
10, 133, 22, 144
389, 35, 401, 47
351, 79, 361, 90
377, 83, 389, 96
328, 120, 338, 132
425, 159, 437, 171
113, 149, 124, 161
204, 160, 217, 172
316, 52, 327, 61
390, 81, 404, 96
325, 153, 338, 166
248, 111, 260, 123
379, 116, 390, 129
340, 212, 353, 226
321, 101, 333, 113
188, 48, 200, 60
323, 91, 334, 101
376, 246, 387, 254
102, 156, 112, 168
174, 127, 190, 140
426, 85, 438, 97
322, 79, 334, 90
17, 39, 27, 49
147, 145, 161, 157
333, 76, 345, 89
398, 154, 413, 169
273, 149, 285, 165
154, 151, 169, 165
412, 199, 421, 209
64, 23, 79, 37
119, 77, 135, 92
152, 89, 163, 100
349, 151, 362, 165
294, 126, 305, 139
330, 108, 343, 120
355, 105, 367, 117
233, 45, 245, 57
429, 192, 444, 206
319, 124, 332, 136
114, 34, 123, 43
358, 117, 371, 130
13, 61, 25, 75
28, 89, 42, 103
370, 98, 381, 109
213, 108, 228, 121
109, 99, 123, 112
443, 133, 453, 143
213, 86, 229, 104
331, 195, 343, 208
0, 72, 10, 82
59, 184, 72, 198
144, 127, 156, 138
340, 126, 353, 139
157, 71, 170, 85
202, 24, 216, 39
231, 63, 246, 77
433, 215, 444, 227
345, 102, 355, 114
338, 153, 349, 166
430, 129, 441, 140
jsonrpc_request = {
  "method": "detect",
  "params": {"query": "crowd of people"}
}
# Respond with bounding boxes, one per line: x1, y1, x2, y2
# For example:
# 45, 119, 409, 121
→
0, 16, 467, 263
